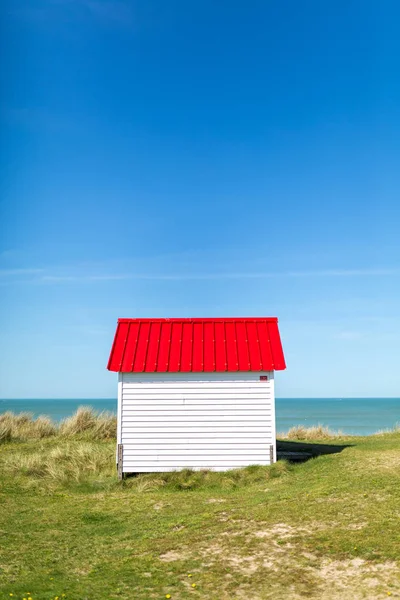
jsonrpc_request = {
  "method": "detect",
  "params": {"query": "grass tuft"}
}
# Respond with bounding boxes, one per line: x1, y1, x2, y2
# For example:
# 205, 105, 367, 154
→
3, 441, 115, 485
59, 406, 117, 439
374, 423, 400, 435
0, 421, 12, 443
126, 461, 291, 492
0, 407, 116, 443
0, 411, 57, 442
279, 424, 344, 440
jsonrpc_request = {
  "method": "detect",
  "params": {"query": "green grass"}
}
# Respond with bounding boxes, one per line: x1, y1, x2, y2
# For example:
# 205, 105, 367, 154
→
0, 412, 399, 599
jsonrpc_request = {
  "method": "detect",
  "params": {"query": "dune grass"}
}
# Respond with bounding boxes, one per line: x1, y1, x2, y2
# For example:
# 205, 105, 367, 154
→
1, 437, 291, 492
0, 409, 399, 599
2, 440, 116, 486
0, 411, 57, 442
0, 406, 117, 443
279, 424, 345, 440
59, 406, 117, 439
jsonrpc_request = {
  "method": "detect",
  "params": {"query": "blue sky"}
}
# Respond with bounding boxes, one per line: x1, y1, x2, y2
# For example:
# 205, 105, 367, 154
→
1, 0, 399, 398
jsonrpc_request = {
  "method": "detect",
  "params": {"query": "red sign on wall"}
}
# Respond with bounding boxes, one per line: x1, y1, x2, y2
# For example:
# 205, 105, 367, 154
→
260, 375, 268, 381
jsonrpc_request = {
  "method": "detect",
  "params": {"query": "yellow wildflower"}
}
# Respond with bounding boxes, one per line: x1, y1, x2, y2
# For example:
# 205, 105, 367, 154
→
188, 574, 193, 578
166, 595, 171, 599
191, 583, 197, 588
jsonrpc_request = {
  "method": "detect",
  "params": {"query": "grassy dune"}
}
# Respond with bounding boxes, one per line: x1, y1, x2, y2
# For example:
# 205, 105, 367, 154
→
0, 408, 399, 599
0, 407, 117, 442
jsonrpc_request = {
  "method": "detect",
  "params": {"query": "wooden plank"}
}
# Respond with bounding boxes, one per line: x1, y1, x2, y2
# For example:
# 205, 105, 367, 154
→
122, 394, 271, 401
122, 409, 272, 416
122, 449, 270, 457
122, 372, 273, 383
117, 444, 123, 480
121, 382, 272, 389
121, 433, 273, 441
122, 443, 271, 450
122, 415, 272, 422
121, 425, 273, 433
123, 460, 272, 468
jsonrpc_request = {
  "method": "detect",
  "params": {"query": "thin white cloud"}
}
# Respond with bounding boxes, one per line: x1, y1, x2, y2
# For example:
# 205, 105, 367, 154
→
1, 266, 399, 284
0, 268, 44, 277
36, 267, 400, 283
40, 274, 133, 282
287, 268, 400, 277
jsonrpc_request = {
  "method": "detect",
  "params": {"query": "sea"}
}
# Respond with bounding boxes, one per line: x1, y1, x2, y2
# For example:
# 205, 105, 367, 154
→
0, 397, 399, 436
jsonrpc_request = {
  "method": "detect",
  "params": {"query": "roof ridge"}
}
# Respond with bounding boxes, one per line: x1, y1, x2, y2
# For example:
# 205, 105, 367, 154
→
117, 317, 279, 323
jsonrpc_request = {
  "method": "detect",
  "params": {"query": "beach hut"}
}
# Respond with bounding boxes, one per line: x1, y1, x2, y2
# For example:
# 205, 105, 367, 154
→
107, 317, 286, 478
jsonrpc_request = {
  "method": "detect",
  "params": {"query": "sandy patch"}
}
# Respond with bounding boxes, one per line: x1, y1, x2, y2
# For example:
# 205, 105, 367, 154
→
253, 521, 337, 539
358, 450, 400, 473
345, 522, 368, 530
254, 523, 303, 538
315, 557, 400, 599
201, 543, 276, 576
157, 520, 400, 598
159, 550, 185, 562
191, 521, 400, 597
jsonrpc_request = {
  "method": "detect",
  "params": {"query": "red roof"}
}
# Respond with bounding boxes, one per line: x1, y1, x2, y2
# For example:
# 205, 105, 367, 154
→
107, 317, 286, 373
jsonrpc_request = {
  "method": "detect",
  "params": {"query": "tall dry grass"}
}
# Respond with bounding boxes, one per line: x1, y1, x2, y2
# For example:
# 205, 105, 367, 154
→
0, 412, 57, 442
2, 441, 115, 485
278, 424, 344, 440
59, 406, 117, 439
279, 424, 400, 440
373, 423, 400, 435
0, 407, 116, 443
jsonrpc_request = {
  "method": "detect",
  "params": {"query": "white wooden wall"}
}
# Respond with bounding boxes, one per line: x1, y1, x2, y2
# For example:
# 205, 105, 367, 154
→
118, 371, 276, 473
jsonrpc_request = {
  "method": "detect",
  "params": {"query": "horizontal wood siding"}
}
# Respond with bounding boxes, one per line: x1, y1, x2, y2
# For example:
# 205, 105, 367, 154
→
120, 372, 275, 472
